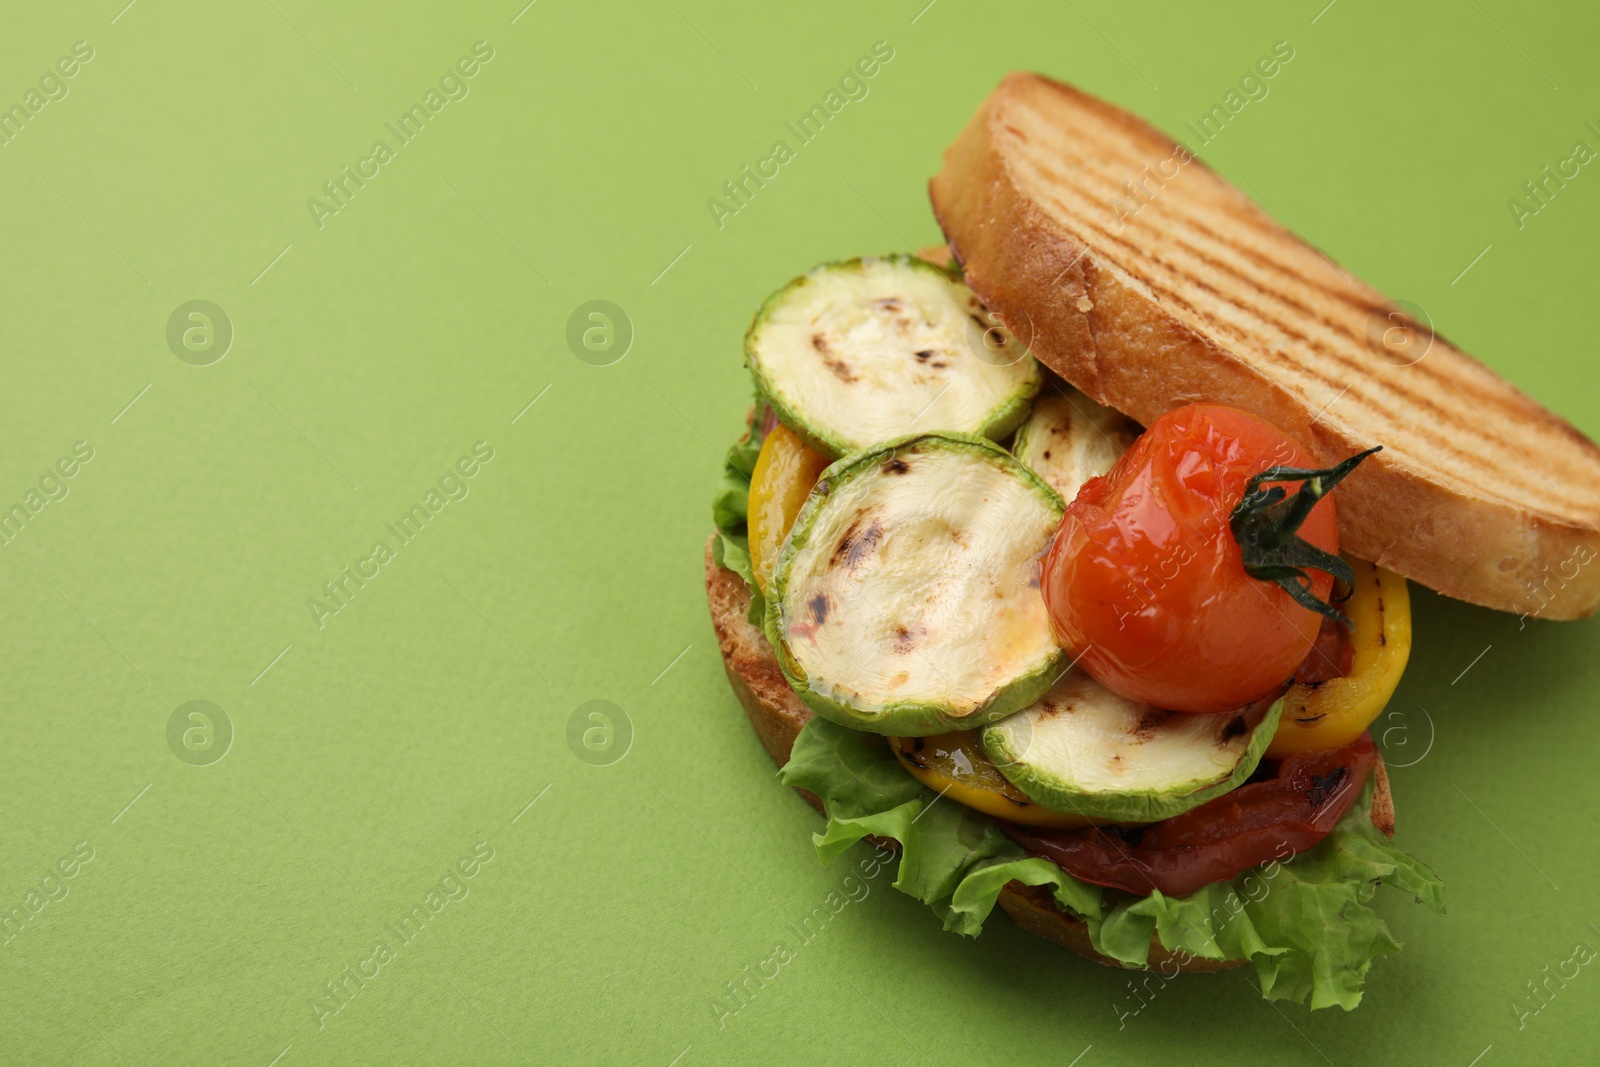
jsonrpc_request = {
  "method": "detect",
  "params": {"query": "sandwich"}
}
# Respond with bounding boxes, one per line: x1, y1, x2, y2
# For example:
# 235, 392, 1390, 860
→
705, 73, 1600, 1010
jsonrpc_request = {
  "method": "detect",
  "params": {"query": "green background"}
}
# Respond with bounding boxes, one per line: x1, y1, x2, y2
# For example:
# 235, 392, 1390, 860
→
3, 0, 1596, 1063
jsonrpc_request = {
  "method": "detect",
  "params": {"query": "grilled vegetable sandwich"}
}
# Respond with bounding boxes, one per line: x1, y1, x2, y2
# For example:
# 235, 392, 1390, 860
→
706, 74, 1600, 1010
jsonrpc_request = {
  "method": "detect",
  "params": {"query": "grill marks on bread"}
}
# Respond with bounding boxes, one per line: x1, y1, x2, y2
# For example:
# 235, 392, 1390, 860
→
930, 73, 1600, 615
991, 82, 1598, 512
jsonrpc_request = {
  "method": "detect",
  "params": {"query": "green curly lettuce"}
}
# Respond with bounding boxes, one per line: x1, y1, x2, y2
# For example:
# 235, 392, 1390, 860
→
780, 717, 1443, 1011
711, 399, 768, 624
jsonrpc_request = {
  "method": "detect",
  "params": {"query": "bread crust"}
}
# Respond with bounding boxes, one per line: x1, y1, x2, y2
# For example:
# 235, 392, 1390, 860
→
930, 73, 1600, 619
707, 540, 1396, 972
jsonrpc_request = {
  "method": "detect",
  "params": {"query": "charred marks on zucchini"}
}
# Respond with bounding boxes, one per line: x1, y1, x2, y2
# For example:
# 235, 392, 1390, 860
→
882, 458, 911, 475
1221, 715, 1249, 743
1132, 709, 1169, 741
810, 332, 858, 383
830, 515, 885, 571
968, 312, 1008, 350
892, 624, 927, 655
807, 593, 831, 626
873, 296, 920, 339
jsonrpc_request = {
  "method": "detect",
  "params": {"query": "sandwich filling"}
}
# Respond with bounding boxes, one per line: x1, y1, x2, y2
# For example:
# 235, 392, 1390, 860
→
713, 255, 1443, 1011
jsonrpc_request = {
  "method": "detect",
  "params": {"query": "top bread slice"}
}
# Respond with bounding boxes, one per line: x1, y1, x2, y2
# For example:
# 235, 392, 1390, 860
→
930, 73, 1600, 619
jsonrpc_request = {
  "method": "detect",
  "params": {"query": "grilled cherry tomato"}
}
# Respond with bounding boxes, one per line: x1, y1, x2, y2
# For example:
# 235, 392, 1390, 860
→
1041, 404, 1339, 714
1001, 733, 1378, 897
748, 421, 829, 592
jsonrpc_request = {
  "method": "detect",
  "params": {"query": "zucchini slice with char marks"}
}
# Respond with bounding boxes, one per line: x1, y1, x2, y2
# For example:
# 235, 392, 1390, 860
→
746, 256, 1041, 457
1012, 383, 1141, 502
981, 672, 1284, 824
767, 432, 1064, 735
890, 731, 1095, 829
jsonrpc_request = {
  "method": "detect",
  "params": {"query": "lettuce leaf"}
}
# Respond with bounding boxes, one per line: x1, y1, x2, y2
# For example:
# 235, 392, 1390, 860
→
780, 717, 1443, 1010
711, 399, 767, 623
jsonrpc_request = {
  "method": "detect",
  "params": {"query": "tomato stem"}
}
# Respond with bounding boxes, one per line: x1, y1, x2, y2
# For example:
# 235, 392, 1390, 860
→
1229, 446, 1382, 623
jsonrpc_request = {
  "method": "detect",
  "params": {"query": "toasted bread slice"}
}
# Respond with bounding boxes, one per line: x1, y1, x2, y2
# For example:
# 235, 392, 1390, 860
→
706, 538, 1396, 971
930, 73, 1600, 619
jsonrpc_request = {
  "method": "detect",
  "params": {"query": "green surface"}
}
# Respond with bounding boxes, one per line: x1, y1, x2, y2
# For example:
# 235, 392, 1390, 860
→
1, 1, 1595, 1064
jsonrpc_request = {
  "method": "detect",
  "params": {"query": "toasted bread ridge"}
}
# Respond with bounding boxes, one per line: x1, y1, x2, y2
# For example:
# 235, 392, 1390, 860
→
706, 539, 1397, 971
930, 72, 1600, 619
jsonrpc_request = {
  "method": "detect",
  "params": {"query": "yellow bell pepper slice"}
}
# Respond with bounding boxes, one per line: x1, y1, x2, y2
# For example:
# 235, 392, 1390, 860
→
1266, 557, 1411, 757
747, 422, 830, 593
891, 733, 1096, 829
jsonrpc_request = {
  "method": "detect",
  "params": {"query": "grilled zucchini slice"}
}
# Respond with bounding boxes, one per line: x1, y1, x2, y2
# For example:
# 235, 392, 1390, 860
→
981, 672, 1284, 823
746, 256, 1041, 457
1011, 383, 1140, 502
889, 732, 1095, 829
766, 432, 1064, 735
